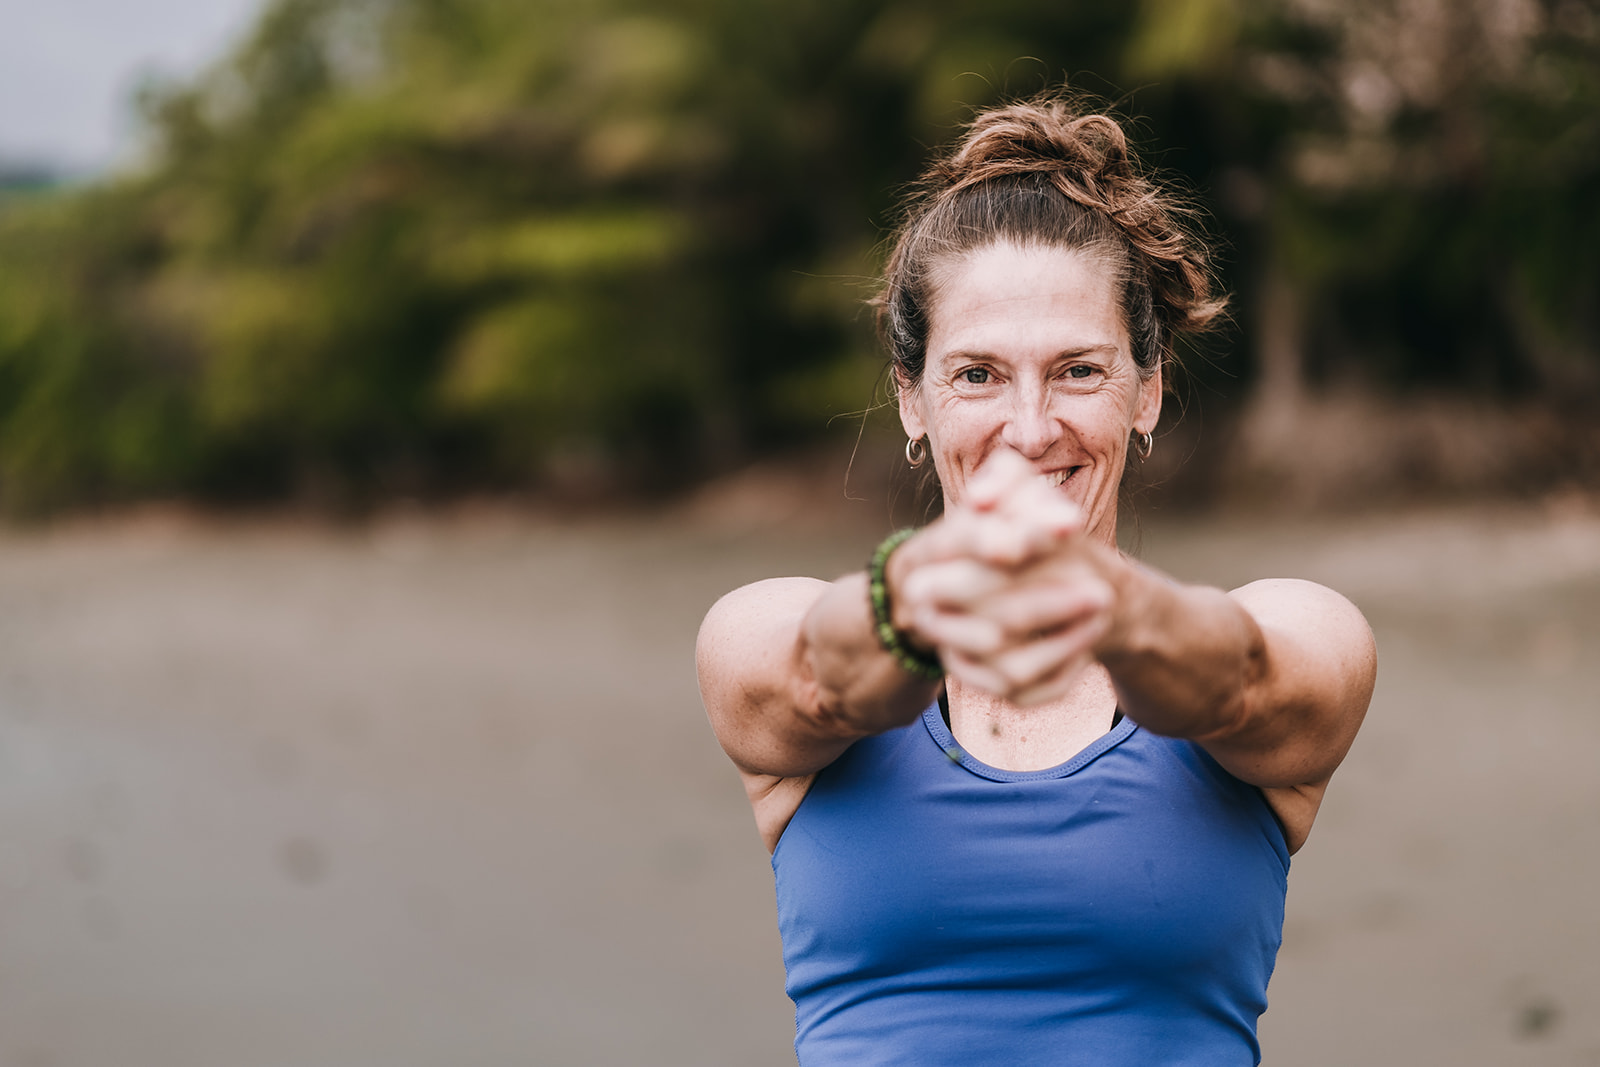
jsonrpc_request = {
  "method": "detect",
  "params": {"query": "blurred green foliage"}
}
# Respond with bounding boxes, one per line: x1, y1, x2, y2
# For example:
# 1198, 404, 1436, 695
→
0, 0, 1596, 511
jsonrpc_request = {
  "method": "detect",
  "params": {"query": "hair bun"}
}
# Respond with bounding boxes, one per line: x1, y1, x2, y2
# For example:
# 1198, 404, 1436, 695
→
937, 102, 1134, 201
876, 90, 1226, 393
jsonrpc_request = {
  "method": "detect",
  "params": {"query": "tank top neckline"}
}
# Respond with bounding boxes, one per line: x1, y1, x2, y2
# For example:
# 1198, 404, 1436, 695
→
920, 703, 1138, 783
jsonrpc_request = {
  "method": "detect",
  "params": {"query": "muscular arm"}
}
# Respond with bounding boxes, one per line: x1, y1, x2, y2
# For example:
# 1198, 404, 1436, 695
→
895, 471, 1376, 852
1094, 564, 1374, 781
1092, 562, 1376, 851
696, 573, 942, 846
697, 573, 939, 778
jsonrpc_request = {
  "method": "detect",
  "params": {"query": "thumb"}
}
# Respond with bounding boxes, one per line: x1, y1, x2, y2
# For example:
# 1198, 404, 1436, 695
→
964, 449, 1035, 511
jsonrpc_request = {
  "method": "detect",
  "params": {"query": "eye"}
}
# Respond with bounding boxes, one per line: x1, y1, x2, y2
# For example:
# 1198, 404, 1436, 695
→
1067, 365, 1095, 379
959, 367, 991, 384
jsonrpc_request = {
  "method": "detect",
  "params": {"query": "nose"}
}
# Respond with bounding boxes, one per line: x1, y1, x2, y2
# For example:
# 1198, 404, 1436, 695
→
1001, 383, 1057, 459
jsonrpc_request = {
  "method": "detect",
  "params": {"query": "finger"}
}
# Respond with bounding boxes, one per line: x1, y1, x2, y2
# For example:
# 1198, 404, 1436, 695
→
929, 508, 1070, 571
964, 520, 1046, 569
973, 491, 1084, 566
964, 449, 1036, 511
913, 609, 1006, 657
981, 618, 1111, 701
939, 646, 1016, 697
915, 476, 1084, 571
969, 461, 1084, 529
1008, 652, 1097, 708
900, 558, 1010, 612
937, 614, 1102, 702
915, 582, 1107, 665
978, 576, 1113, 641
888, 510, 1033, 569
906, 560, 1112, 663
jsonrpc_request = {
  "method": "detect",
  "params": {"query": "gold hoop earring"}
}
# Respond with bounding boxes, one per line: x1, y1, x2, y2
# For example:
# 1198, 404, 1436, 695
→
1135, 431, 1154, 460
905, 436, 927, 468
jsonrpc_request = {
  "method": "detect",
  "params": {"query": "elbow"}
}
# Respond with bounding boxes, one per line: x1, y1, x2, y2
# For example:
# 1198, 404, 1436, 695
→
1187, 627, 1268, 744
1212, 610, 1275, 739
790, 675, 871, 743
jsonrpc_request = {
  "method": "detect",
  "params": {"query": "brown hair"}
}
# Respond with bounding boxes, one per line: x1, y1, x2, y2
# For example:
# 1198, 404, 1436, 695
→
876, 92, 1226, 389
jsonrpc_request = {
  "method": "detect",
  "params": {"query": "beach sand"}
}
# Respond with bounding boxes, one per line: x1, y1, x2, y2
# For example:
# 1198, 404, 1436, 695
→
0, 495, 1596, 1065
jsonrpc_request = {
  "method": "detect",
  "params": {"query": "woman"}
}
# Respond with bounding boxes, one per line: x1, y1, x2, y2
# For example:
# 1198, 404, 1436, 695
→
696, 95, 1376, 1065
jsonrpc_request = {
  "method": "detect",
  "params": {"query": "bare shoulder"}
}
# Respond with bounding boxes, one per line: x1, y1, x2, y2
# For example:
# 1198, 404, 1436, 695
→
699, 576, 829, 639
696, 577, 829, 708
1228, 578, 1374, 652
1228, 577, 1377, 708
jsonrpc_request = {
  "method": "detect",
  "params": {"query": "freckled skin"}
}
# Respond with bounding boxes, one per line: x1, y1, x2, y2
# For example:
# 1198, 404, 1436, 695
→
898, 242, 1161, 547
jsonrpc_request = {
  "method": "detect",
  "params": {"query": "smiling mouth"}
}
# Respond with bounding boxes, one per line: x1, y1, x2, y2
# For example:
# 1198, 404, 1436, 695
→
1044, 467, 1082, 487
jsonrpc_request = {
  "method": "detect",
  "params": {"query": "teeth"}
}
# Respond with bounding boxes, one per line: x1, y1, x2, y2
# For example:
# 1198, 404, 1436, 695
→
1045, 469, 1070, 487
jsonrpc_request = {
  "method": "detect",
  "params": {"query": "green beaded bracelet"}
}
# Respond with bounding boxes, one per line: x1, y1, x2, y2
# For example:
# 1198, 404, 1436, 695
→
868, 528, 944, 681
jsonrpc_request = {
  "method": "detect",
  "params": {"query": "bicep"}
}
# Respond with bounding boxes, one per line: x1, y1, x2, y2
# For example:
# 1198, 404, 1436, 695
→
1204, 578, 1376, 790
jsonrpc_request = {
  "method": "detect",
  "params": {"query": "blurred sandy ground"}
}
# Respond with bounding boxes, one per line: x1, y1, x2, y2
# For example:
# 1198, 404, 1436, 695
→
0, 487, 1597, 1067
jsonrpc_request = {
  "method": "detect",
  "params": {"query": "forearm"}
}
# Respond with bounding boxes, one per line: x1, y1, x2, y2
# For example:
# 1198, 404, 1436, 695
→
798, 571, 942, 741
1092, 553, 1268, 742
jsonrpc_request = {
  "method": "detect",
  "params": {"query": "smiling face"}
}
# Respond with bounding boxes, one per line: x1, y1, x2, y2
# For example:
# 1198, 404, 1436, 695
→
897, 241, 1162, 543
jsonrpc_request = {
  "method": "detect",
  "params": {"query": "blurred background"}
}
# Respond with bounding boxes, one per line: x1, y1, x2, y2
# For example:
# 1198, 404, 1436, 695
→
0, 0, 1597, 1064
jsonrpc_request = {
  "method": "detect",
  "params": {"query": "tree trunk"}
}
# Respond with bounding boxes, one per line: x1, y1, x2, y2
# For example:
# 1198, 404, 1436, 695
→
1238, 254, 1308, 465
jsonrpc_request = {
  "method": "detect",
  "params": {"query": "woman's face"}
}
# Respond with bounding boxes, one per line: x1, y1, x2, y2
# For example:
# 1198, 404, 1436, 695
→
898, 241, 1161, 543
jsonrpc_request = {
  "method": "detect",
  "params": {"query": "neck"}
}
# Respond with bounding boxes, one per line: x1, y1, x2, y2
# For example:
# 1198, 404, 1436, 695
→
945, 666, 1121, 772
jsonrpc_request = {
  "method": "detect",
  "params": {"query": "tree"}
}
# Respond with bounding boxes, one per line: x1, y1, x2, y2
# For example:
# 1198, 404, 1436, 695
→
0, 0, 1593, 511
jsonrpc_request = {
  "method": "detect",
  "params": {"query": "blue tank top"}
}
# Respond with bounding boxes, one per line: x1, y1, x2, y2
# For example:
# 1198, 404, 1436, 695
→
773, 705, 1289, 1066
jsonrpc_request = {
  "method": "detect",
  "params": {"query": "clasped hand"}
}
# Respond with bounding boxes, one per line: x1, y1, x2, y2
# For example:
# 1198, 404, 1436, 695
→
891, 451, 1117, 706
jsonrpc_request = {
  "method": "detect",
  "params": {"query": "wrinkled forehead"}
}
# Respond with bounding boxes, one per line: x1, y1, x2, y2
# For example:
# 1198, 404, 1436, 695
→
922, 242, 1128, 346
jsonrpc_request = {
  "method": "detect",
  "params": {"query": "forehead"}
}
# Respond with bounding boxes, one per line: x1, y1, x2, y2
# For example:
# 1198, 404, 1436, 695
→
927, 242, 1125, 359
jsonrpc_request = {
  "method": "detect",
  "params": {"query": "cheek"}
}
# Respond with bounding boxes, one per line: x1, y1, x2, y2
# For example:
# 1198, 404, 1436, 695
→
1071, 396, 1135, 445
929, 404, 997, 455
923, 394, 965, 441
1099, 381, 1147, 435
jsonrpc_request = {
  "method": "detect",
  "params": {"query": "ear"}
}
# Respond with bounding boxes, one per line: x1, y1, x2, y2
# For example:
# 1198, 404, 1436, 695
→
896, 371, 927, 442
1133, 361, 1164, 435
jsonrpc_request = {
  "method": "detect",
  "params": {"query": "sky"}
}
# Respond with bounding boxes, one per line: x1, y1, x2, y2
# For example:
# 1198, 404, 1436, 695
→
0, 0, 270, 174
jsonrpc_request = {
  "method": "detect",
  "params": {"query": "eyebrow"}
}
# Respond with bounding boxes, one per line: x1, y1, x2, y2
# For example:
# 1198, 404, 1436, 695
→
939, 343, 1122, 362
